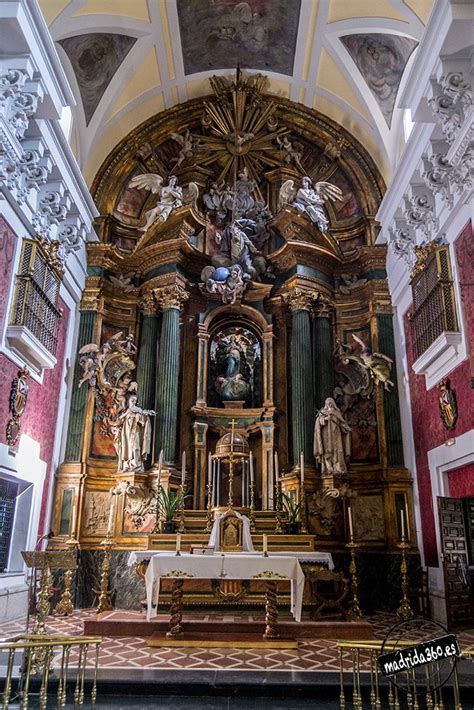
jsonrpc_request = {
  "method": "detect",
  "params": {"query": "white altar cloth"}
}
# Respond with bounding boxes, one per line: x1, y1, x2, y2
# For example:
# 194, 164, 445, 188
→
138, 552, 306, 622
128, 549, 334, 569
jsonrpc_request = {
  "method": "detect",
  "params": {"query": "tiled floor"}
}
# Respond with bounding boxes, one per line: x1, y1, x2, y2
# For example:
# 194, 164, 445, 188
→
1, 609, 473, 674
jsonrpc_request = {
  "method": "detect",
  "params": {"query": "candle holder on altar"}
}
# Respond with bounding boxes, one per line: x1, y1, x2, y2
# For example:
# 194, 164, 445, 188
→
96, 533, 115, 614
396, 537, 413, 620
346, 539, 362, 620
152, 483, 162, 534
299, 484, 308, 534
55, 535, 79, 616
205, 480, 214, 533
274, 480, 283, 534
177, 483, 186, 533
249, 481, 256, 533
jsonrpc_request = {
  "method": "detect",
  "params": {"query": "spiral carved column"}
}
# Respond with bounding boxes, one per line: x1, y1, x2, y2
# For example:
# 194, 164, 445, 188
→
166, 578, 185, 637
263, 580, 280, 639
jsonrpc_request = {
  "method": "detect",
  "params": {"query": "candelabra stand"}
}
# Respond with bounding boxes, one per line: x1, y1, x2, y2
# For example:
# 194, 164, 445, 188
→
274, 480, 283, 534
205, 480, 214, 533
396, 537, 413, 620
177, 483, 186, 533
152, 483, 162, 534
346, 539, 362, 620
97, 533, 115, 614
249, 482, 256, 533
55, 536, 79, 616
300, 485, 308, 534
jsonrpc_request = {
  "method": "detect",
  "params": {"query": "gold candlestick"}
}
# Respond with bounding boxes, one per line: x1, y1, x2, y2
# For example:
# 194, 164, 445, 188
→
300, 484, 308, 534
249, 481, 256, 533
346, 540, 362, 620
55, 536, 79, 616
205, 480, 214, 533
274, 480, 283, 534
97, 533, 115, 614
152, 483, 162, 534
397, 537, 413, 620
177, 483, 186, 533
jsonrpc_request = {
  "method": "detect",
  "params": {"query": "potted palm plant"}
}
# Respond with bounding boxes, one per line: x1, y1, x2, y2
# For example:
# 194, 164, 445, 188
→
281, 492, 302, 535
158, 488, 182, 534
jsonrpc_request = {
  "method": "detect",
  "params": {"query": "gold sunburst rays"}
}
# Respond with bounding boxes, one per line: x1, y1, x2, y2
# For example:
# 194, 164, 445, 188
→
190, 71, 289, 188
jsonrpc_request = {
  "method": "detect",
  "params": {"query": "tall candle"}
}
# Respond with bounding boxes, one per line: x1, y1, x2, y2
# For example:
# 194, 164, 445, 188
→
107, 496, 115, 534
300, 451, 304, 487
181, 451, 186, 486
249, 452, 254, 483
71, 503, 77, 533
274, 452, 279, 480
208, 452, 212, 484
176, 532, 181, 553
405, 502, 410, 539
400, 509, 405, 539
263, 533, 268, 554
348, 505, 354, 539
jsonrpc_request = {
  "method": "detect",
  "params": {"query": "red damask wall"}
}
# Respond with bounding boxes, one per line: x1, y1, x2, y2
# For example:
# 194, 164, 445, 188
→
0, 219, 70, 535
404, 221, 474, 566
448, 464, 474, 498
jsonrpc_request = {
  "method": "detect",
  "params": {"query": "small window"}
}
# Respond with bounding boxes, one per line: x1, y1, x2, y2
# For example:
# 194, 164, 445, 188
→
410, 245, 459, 361
9, 239, 62, 356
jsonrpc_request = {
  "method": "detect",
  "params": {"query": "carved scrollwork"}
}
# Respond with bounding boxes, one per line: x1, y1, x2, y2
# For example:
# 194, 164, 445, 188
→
283, 287, 317, 312
154, 284, 189, 311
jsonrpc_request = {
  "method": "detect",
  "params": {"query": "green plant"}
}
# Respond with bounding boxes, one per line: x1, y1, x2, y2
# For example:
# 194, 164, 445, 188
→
280, 492, 302, 523
158, 488, 191, 521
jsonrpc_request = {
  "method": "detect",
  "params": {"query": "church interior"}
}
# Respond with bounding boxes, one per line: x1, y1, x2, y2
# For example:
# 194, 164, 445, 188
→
0, 0, 473, 707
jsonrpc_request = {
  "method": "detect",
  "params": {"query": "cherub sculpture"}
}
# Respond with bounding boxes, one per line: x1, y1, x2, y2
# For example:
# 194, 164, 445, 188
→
170, 129, 201, 167
276, 135, 304, 170
338, 273, 368, 294
128, 173, 199, 232
200, 264, 247, 305
278, 176, 343, 233
350, 333, 394, 390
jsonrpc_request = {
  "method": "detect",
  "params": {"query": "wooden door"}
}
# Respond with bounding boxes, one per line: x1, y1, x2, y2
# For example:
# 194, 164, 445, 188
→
438, 497, 473, 628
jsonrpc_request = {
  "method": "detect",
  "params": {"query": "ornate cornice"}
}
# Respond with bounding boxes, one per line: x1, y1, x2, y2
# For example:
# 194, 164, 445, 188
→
80, 276, 102, 311
154, 283, 189, 311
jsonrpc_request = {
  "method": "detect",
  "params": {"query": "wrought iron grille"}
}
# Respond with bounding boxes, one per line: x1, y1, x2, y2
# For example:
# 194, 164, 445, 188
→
10, 240, 61, 355
411, 246, 459, 361
0, 478, 18, 572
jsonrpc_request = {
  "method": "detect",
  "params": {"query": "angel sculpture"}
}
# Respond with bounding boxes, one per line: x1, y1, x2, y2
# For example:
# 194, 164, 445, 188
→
351, 333, 394, 391
170, 129, 201, 167
276, 135, 304, 170
200, 263, 247, 305
278, 176, 343, 233
338, 273, 368, 294
128, 173, 199, 232
108, 272, 135, 293
78, 343, 100, 388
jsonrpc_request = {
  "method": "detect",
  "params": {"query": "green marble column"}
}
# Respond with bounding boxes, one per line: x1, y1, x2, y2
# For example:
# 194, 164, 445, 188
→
285, 289, 315, 465
313, 300, 334, 413
64, 310, 96, 461
154, 284, 188, 464
377, 313, 404, 467
136, 304, 160, 413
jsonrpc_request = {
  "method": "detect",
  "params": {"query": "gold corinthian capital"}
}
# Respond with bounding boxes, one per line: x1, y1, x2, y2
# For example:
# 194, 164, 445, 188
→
283, 287, 318, 313
154, 284, 189, 311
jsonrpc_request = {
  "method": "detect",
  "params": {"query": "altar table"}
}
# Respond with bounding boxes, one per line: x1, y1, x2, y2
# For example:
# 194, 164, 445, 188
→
133, 551, 307, 637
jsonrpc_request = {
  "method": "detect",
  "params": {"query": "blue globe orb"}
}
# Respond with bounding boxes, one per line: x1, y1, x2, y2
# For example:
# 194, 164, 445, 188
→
213, 267, 230, 282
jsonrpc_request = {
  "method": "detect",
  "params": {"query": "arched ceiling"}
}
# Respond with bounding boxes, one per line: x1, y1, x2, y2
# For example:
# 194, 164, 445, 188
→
39, 0, 434, 187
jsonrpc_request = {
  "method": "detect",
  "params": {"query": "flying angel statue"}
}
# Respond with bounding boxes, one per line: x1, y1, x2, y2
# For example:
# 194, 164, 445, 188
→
278, 176, 343, 233
128, 173, 199, 232
350, 333, 394, 391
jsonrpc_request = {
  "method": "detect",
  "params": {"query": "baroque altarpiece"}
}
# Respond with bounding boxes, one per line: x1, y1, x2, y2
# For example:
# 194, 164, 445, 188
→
51, 75, 415, 608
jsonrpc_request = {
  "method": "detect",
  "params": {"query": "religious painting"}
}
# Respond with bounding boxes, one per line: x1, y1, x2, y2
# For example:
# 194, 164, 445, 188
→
177, 0, 301, 76
116, 171, 148, 218
330, 170, 361, 220
352, 495, 385, 541
58, 33, 136, 124
340, 34, 418, 127
208, 325, 262, 408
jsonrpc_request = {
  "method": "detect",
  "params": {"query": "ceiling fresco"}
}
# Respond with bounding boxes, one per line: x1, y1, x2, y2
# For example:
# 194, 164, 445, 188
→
340, 34, 418, 127
41, 0, 434, 184
177, 0, 301, 76
58, 33, 137, 124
